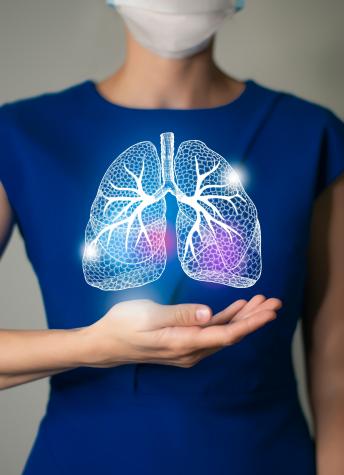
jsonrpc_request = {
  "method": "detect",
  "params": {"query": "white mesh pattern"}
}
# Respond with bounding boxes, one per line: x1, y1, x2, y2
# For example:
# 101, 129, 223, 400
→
82, 132, 262, 290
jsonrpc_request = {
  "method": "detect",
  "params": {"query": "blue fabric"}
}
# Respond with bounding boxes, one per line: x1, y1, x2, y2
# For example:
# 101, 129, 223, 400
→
1, 79, 344, 475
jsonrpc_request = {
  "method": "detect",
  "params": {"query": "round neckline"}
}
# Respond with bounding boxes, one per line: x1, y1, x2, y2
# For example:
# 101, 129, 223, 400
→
84, 78, 256, 113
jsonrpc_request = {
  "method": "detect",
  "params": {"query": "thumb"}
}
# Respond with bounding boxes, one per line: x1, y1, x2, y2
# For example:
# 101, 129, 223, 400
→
157, 303, 212, 328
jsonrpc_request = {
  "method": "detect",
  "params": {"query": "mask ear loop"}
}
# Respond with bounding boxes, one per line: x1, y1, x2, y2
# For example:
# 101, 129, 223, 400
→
234, 0, 245, 11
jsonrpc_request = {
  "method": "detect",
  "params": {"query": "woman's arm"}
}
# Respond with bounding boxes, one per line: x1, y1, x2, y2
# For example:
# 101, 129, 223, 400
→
0, 184, 282, 390
0, 295, 281, 390
0, 182, 14, 257
0, 297, 281, 390
0, 184, 80, 387
303, 175, 344, 474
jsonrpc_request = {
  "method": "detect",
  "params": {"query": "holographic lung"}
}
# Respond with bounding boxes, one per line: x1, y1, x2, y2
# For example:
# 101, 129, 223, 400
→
174, 140, 261, 288
82, 132, 262, 290
82, 141, 167, 290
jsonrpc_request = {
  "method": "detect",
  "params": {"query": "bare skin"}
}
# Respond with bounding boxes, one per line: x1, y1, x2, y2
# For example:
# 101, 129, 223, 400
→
303, 176, 344, 474
97, 33, 245, 110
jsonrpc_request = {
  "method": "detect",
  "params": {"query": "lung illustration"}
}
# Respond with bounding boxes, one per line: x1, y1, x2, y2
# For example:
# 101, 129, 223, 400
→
82, 132, 262, 290
174, 140, 261, 288
82, 141, 167, 291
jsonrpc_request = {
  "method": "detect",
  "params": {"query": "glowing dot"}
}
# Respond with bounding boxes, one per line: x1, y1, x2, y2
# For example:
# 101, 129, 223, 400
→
84, 244, 98, 260
226, 170, 241, 185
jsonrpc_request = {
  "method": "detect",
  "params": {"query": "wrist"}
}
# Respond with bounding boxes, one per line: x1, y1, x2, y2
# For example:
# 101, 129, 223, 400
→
69, 326, 97, 367
72, 324, 123, 368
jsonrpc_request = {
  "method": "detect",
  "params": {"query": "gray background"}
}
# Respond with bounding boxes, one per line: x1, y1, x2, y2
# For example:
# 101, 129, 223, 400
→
0, 1, 343, 473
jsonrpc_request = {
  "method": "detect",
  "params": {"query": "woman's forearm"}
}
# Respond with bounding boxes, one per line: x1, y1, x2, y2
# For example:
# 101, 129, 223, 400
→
311, 382, 344, 474
0, 328, 89, 377
0, 368, 68, 390
0, 297, 281, 391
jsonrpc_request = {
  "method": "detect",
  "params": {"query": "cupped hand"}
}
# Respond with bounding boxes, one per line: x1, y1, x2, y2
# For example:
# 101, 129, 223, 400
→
82, 295, 282, 369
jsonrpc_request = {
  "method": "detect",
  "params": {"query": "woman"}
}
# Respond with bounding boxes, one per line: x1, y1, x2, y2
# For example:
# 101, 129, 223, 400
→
0, 1, 343, 474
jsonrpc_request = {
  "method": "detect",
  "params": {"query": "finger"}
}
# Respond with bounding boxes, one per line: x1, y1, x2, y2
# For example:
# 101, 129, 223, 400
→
155, 303, 213, 328
224, 309, 277, 343
194, 309, 277, 349
230, 294, 266, 321
235, 298, 282, 321
201, 299, 247, 327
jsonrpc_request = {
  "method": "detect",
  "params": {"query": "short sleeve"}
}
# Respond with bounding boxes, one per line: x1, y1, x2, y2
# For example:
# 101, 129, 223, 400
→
0, 104, 13, 186
0, 104, 22, 230
315, 110, 344, 197
0, 105, 7, 182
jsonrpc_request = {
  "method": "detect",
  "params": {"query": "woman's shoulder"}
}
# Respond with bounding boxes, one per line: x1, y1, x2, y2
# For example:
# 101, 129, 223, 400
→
251, 79, 343, 130
251, 80, 344, 196
0, 80, 91, 130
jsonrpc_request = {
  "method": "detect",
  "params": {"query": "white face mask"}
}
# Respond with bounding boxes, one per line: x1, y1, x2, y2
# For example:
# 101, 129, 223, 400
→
107, 0, 245, 59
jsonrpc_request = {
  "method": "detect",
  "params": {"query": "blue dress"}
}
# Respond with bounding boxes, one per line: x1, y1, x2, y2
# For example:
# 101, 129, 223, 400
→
1, 79, 344, 475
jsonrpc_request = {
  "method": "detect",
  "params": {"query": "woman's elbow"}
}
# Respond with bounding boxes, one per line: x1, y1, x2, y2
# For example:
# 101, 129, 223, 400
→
0, 374, 17, 390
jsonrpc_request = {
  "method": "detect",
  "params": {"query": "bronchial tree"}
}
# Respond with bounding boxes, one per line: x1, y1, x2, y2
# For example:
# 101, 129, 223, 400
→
82, 132, 262, 291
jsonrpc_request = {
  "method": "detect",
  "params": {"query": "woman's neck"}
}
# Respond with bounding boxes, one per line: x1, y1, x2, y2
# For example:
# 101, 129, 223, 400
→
97, 30, 245, 110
